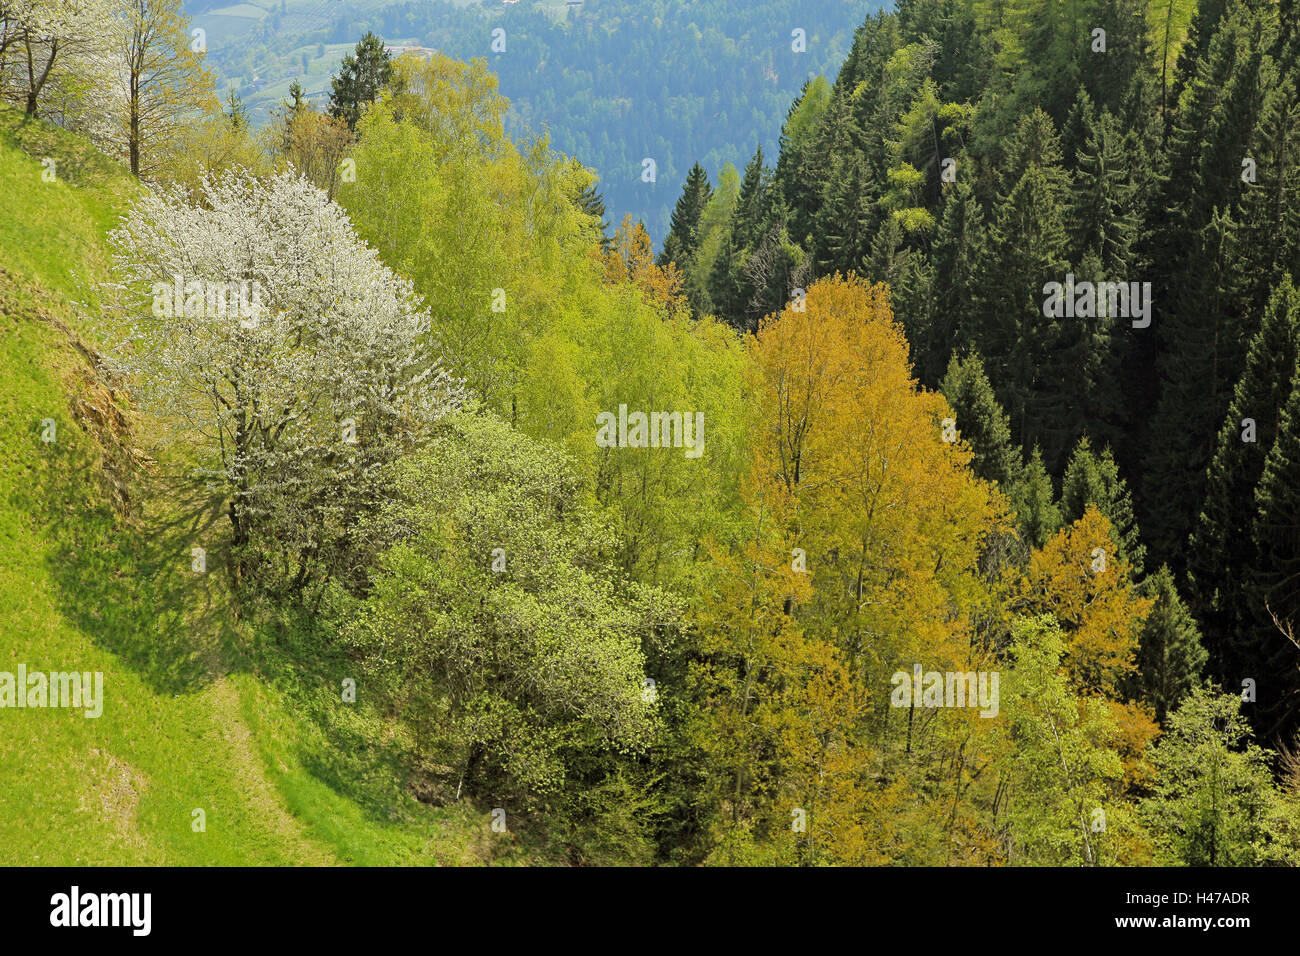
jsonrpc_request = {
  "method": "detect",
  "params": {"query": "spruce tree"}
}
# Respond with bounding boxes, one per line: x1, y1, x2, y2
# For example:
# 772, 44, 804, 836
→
328, 32, 393, 131
941, 352, 1020, 487
1189, 277, 1300, 690
225, 89, 249, 131
979, 161, 1072, 472
1009, 446, 1063, 551
997, 108, 1069, 200
1237, 76, 1300, 316
1082, 0, 1156, 123
1071, 107, 1139, 274
1061, 436, 1146, 575
813, 151, 874, 275
1129, 566, 1207, 724
731, 146, 770, 251
926, 180, 987, 384
1139, 9, 1273, 565
1143, 207, 1252, 567
708, 147, 770, 329
659, 163, 711, 270
1249, 375, 1300, 740
578, 183, 610, 252
772, 78, 832, 249
890, 249, 934, 380
1168, 0, 1235, 112
866, 214, 908, 292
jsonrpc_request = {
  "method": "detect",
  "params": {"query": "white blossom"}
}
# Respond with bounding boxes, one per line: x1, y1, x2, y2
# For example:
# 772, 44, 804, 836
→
102, 169, 466, 560
0, 0, 124, 122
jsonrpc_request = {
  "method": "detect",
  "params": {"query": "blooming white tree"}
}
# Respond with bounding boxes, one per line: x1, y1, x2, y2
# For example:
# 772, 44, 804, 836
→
0, 0, 122, 117
103, 170, 465, 585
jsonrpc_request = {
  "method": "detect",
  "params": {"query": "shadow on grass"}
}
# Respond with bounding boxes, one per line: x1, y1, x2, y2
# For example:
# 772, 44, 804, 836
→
243, 605, 439, 826
0, 109, 129, 193
37, 423, 537, 855
40, 440, 247, 695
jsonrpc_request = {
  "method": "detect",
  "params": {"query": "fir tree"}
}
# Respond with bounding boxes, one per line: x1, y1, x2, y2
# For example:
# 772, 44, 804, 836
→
328, 32, 393, 131
659, 162, 711, 270
812, 150, 874, 275
1189, 277, 1300, 694
1139, 10, 1274, 564
772, 78, 832, 248
1061, 436, 1146, 576
997, 108, 1069, 200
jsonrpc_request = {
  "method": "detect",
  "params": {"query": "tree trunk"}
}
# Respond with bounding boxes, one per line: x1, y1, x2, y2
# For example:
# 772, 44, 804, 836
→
129, 102, 140, 176
24, 38, 57, 116
129, 36, 141, 176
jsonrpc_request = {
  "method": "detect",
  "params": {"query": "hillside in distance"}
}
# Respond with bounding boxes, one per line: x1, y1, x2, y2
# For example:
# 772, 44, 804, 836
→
181, 0, 877, 240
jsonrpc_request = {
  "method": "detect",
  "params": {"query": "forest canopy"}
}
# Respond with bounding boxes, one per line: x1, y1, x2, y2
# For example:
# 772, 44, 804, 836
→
4, 0, 1300, 867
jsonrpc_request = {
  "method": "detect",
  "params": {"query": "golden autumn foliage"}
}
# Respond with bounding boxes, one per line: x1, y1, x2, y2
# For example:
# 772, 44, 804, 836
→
1013, 506, 1159, 796
1014, 506, 1153, 698
693, 273, 1015, 863
600, 215, 688, 316
748, 273, 1003, 692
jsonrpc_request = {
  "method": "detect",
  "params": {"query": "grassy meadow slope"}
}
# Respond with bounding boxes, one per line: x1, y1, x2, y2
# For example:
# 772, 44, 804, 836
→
0, 108, 542, 865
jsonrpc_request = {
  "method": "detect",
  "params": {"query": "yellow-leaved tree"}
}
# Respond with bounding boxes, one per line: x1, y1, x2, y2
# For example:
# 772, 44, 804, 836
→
693, 273, 1011, 864
119, 0, 216, 176
1013, 505, 1159, 792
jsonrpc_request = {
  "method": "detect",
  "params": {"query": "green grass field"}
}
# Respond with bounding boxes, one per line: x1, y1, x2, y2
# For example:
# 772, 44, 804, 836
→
0, 107, 548, 866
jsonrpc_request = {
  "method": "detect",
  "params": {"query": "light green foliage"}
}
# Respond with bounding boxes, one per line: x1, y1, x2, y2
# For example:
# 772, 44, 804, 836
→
344, 411, 673, 803
1147, 0, 1198, 110
1142, 688, 1300, 865
0, 106, 509, 866
11, 0, 1300, 868
686, 162, 740, 316
998, 617, 1129, 865
338, 53, 589, 410
340, 58, 752, 588
782, 75, 831, 152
